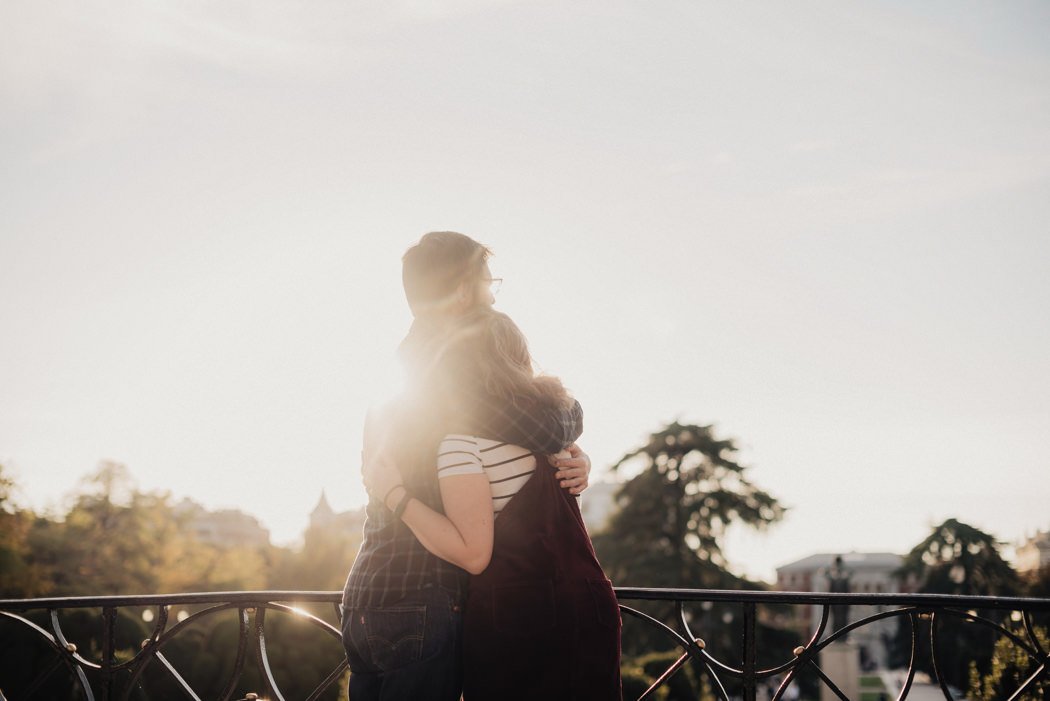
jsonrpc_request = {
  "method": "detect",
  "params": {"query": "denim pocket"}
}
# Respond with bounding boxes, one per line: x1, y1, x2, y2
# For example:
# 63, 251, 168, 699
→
363, 604, 427, 671
492, 580, 557, 637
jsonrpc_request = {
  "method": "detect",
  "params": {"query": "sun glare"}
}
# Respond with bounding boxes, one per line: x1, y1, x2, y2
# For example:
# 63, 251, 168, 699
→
359, 351, 407, 408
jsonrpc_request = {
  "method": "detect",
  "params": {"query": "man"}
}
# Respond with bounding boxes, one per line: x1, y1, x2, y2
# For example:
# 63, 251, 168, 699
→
341, 232, 591, 700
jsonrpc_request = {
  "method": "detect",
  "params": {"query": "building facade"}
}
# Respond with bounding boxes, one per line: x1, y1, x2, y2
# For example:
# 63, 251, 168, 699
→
175, 498, 271, 548
308, 491, 366, 536
776, 552, 907, 671
578, 480, 619, 533
1016, 530, 1050, 575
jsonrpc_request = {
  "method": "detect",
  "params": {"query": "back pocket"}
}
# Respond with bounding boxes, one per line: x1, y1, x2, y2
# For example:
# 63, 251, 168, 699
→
363, 605, 427, 671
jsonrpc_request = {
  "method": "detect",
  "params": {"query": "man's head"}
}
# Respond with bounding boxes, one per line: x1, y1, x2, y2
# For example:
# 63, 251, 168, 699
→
402, 232, 495, 318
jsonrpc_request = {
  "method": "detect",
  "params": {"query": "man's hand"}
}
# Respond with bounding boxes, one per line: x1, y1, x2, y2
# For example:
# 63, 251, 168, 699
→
361, 406, 403, 504
550, 443, 590, 495
364, 449, 403, 507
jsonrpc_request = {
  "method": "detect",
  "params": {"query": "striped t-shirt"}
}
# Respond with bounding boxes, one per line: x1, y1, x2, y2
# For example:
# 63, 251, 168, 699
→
437, 435, 545, 517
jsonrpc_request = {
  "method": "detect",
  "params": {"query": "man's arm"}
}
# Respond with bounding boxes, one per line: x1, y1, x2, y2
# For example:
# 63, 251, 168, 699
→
466, 394, 589, 493
475, 396, 583, 455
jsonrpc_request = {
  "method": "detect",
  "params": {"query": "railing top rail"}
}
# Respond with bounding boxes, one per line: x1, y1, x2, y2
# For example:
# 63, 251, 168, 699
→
0, 591, 341, 611
2, 587, 1049, 612
614, 587, 1050, 610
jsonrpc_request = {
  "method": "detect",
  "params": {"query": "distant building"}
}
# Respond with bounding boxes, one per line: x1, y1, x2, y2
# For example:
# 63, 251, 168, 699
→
176, 498, 270, 548
1016, 531, 1050, 575
579, 480, 619, 533
309, 491, 366, 535
776, 552, 907, 670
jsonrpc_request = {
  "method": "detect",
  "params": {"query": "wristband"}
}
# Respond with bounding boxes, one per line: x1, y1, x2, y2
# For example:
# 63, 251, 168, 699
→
382, 483, 405, 509
392, 490, 413, 520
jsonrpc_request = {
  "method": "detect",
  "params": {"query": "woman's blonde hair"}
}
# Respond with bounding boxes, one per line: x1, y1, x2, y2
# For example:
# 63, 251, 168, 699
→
393, 309, 571, 481
437, 309, 572, 416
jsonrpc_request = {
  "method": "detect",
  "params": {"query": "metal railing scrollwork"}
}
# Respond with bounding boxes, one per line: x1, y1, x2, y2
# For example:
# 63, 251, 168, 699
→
614, 588, 1050, 701
1, 589, 1048, 700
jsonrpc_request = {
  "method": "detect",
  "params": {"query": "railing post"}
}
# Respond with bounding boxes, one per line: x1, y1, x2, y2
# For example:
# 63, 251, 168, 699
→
101, 606, 117, 700
742, 602, 757, 701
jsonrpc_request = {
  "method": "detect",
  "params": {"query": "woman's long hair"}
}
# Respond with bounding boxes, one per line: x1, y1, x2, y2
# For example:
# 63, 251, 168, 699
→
453, 309, 571, 413
394, 309, 572, 482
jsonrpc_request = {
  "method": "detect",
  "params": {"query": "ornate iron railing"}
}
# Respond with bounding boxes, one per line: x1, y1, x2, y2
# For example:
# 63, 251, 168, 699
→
1, 588, 1048, 700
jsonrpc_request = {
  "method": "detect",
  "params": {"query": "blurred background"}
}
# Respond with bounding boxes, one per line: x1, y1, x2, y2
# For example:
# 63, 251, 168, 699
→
2, 0, 1049, 588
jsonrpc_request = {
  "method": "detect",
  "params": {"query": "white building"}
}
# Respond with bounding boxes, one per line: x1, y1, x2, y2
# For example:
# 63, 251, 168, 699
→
578, 480, 620, 533
175, 498, 271, 548
776, 552, 907, 670
308, 491, 365, 534
1016, 530, 1050, 575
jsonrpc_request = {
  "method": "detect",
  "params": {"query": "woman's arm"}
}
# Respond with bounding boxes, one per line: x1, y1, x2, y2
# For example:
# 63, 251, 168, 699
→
367, 436, 494, 575
392, 474, 494, 574
463, 395, 590, 493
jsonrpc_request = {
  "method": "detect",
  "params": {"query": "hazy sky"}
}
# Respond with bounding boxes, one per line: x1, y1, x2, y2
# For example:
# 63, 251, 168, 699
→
2, 1, 1048, 583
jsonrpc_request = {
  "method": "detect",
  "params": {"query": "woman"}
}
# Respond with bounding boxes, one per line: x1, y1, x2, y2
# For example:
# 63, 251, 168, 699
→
366, 309, 622, 700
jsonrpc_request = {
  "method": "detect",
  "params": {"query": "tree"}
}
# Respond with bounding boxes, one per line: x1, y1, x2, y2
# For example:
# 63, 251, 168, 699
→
0, 463, 16, 512
268, 522, 362, 592
891, 519, 1021, 691
968, 625, 1049, 700
594, 421, 784, 589
0, 464, 45, 597
593, 422, 788, 664
25, 462, 183, 595
2, 462, 349, 699
898, 518, 1020, 597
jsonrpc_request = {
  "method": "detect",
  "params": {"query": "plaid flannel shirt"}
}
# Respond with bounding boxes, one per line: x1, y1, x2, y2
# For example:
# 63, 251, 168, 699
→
342, 395, 583, 609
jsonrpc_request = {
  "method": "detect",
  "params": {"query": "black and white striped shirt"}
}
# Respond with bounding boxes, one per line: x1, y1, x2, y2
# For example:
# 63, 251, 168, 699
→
438, 435, 556, 517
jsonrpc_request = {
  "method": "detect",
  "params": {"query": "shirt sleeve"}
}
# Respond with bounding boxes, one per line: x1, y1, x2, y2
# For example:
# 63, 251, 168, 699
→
437, 434, 484, 478
473, 396, 584, 455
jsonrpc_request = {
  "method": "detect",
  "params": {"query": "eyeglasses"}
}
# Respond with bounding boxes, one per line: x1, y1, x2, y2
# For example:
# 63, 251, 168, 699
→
485, 277, 503, 295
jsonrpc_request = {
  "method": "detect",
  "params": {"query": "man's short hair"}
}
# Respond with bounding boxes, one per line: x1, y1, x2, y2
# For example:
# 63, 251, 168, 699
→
402, 232, 492, 316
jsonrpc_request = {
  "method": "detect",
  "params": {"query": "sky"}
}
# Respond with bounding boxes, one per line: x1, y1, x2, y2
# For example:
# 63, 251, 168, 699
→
2, 1, 1049, 584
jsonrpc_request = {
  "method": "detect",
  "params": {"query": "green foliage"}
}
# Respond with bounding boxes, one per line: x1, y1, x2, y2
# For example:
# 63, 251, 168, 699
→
634, 649, 717, 701
621, 660, 668, 701
0, 462, 356, 700
269, 522, 363, 591
594, 421, 784, 589
898, 518, 1020, 597
594, 422, 788, 660
890, 519, 1022, 691
0, 461, 360, 597
1022, 566, 1050, 629
0, 463, 16, 511
968, 625, 1050, 700
0, 463, 47, 597
0, 507, 41, 596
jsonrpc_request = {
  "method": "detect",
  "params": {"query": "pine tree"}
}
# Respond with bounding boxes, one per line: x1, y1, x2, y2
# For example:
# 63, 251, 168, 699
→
594, 421, 784, 588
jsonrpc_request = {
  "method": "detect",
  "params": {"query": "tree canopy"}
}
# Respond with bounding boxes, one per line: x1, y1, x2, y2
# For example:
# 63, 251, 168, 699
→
891, 518, 1023, 692
898, 518, 1020, 597
594, 421, 784, 589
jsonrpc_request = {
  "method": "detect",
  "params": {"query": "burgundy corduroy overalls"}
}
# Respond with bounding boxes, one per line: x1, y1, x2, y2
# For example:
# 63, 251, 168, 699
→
462, 455, 622, 700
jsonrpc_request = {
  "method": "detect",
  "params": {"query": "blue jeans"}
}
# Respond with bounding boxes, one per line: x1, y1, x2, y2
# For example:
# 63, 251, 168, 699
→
341, 587, 463, 701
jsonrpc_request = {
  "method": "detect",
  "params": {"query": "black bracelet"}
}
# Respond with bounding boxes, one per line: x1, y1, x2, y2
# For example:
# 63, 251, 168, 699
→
392, 490, 413, 520
382, 483, 404, 508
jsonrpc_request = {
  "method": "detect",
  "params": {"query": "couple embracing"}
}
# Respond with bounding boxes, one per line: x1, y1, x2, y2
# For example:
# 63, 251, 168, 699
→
341, 232, 622, 700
